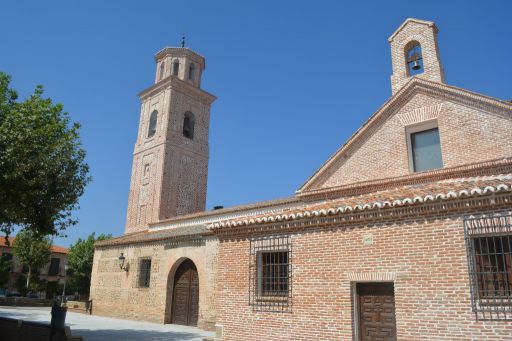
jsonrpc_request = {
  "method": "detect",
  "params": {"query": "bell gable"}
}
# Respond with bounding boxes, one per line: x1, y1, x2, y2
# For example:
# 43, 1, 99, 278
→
298, 78, 512, 195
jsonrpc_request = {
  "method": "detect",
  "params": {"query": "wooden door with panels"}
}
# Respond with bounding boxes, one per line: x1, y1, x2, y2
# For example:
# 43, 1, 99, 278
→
171, 259, 199, 326
357, 283, 397, 341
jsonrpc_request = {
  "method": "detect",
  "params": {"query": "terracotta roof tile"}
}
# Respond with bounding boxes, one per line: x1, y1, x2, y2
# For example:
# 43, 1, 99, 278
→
0, 237, 68, 254
95, 224, 210, 247
210, 174, 512, 230
149, 196, 298, 227
95, 175, 512, 245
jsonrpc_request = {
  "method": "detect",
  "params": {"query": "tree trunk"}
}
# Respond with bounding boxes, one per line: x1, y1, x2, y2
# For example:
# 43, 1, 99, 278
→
26, 267, 31, 289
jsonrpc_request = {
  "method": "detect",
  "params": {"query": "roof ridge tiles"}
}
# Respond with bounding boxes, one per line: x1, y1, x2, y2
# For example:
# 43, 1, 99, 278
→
209, 176, 512, 230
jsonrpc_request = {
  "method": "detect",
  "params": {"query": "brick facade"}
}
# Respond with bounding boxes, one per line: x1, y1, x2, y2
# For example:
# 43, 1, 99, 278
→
90, 18, 512, 340
302, 89, 512, 191
214, 195, 512, 340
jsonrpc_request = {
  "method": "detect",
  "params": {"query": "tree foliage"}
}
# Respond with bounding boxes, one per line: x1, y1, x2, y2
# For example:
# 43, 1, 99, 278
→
0, 257, 11, 289
67, 232, 111, 295
0, 72, 90, 237
13, 229, 52, 289
15, 274, 28, 296
45, 280, 61, 299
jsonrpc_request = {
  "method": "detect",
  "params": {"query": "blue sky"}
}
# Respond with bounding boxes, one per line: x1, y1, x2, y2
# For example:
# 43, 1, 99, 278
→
1, 1, 511, 247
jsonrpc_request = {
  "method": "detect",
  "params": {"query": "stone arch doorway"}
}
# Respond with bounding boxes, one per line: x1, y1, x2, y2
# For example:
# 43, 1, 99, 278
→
169, 258, 199, 326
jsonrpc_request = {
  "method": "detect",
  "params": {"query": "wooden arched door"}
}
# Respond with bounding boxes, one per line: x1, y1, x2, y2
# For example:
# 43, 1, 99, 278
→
171, 259, 199, 326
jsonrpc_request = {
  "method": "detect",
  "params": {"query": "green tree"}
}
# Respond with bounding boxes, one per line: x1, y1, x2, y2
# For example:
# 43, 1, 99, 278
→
0, 72, 90, 238
0, 257, 11, 289
45, 280, 61, 299
13, 229, 52, 289
67, 232, 111, 296
15, 274, 28, 296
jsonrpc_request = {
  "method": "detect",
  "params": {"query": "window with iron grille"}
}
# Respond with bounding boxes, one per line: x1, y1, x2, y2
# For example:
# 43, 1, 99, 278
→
138, 258, 151, 288
259, 251, 289, 296
249, 235, 292, 312
464, 210, 512, 320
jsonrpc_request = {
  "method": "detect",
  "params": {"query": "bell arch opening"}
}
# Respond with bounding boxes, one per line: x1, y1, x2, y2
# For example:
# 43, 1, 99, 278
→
404, 40, 424, 76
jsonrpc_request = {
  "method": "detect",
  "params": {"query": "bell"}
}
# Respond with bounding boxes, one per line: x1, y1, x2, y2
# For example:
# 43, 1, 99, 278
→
412, 60, 421, 70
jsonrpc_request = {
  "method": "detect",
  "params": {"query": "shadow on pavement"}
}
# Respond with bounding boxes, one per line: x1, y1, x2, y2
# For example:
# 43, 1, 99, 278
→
0, 310, 50, 324
73, 328, 204, 341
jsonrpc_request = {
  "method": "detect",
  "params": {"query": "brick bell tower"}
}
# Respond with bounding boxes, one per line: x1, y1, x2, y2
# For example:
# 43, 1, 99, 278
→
125, 41, 216, 233
388, 18, 445, 95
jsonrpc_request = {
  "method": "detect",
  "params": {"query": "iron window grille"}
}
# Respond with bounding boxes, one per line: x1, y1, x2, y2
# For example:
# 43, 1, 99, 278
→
249, 235, 292, 312
464, 210, 512, 320
138, 258, 152, 288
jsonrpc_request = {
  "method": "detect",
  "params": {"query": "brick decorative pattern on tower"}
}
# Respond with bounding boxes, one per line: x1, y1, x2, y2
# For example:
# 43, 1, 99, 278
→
124, 48, 216, 233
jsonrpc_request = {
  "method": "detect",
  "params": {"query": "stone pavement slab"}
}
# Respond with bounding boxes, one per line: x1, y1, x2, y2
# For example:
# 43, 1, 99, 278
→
0, 306, 214, 341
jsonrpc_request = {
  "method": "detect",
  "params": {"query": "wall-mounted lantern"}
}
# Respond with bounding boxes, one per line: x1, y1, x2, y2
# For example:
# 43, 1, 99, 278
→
118, 253, 128, 272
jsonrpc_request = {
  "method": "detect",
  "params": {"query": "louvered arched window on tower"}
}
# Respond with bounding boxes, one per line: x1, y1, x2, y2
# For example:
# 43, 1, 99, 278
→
147, 110, 158, 138
172, 60, 180, 76
188, 63, 195, 81
183, 112, 195, 139
159, 62, 165, 80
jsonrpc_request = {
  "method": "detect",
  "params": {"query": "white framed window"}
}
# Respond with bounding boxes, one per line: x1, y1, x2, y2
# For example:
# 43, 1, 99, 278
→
406, 120, 443, 173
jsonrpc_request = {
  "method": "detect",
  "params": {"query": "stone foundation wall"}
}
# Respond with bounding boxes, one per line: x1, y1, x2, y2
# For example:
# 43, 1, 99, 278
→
90, 236, 218, 330
0, 297, 53, 307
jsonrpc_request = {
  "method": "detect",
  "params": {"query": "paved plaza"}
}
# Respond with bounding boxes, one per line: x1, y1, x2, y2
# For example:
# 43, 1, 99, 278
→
0, 306, 214, 341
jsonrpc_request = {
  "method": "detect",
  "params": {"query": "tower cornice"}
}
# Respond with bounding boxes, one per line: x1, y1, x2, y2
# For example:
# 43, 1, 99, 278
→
154, 47, 206, 69
138, 75, 217, 105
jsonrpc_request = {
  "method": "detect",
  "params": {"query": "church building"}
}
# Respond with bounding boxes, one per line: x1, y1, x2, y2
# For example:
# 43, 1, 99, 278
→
90, 18, 512, 340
